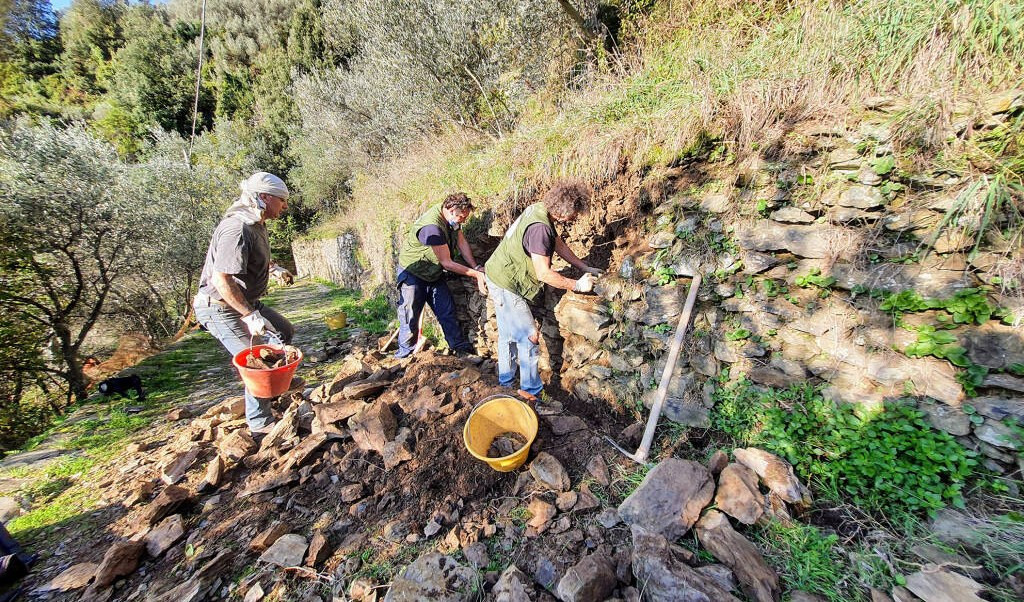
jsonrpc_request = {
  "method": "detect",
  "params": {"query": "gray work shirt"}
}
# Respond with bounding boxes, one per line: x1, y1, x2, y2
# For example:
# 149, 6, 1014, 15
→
197, 216, 270, 304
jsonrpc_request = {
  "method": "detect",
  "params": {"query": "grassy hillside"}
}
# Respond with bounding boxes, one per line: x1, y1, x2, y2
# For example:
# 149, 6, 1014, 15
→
309, 0, 1024, 286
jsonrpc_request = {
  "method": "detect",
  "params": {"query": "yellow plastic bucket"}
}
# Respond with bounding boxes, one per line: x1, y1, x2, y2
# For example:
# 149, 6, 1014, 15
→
463, 395, 538, 472
324, 311, 347, 330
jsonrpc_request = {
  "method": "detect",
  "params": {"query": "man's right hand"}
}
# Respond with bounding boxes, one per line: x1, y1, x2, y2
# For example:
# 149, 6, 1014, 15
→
574, 273, 596, 293
474, 270, 488, 296
242, 310, 275, 337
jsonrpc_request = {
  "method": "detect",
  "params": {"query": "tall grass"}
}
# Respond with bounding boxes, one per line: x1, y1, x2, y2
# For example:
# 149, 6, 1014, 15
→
308, 0, 1024, 286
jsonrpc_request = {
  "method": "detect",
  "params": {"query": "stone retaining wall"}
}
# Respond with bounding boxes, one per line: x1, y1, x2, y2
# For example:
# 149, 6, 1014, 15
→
291, 232, 365, 290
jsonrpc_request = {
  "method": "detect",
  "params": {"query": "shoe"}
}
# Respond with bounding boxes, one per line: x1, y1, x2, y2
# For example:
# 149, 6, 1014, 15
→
516, 389, 539, 408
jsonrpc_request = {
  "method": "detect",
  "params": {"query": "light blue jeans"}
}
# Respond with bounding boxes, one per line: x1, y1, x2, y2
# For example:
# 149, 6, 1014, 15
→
193, 298, 294, 431
486, 277, 542, 395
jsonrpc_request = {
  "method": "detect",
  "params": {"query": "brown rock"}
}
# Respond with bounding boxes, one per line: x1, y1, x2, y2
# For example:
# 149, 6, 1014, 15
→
250, 521, 291, 553
397, 387, 447, 422
527, 498, 556, 535
305, 531, 331, 568
258, 406, 299, 452
343, 380, 392, 400
348, 400, 397, 453
733, 448, 811, 506
197, 455, 224, 493
707, 450, 729, 475
632, 531, 740, 601
618, 458, 714, 540
280, 433, 330, 471
93, 540, 145, 587
160, 447, 201, 485
239, 470, 299, 498
218, 429, 257, 463
696, 510, 780, 602
574, 486, 600, 512
126, 441, 149, 454
381, 428, 414, 470
546, 415, 588, 435
556, 491, 579, 512
37, 562, 98, 592
313, 399, 366, 424
204, 396, 245, 419
905, 568, 986, 602
124, 481, 155, 507
715, 463, 764, 525
166, 407, 192, 421
585, 455, 610, 486
556, 554, 616, 602
529, 452, 571, 492
142, 485, 193, 527
340, 483, 365, 502
145, 514, 185, 557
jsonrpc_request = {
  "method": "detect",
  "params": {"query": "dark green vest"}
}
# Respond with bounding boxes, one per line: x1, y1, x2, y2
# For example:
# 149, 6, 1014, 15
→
485, 203, 553, 301
397, 205, 458, 282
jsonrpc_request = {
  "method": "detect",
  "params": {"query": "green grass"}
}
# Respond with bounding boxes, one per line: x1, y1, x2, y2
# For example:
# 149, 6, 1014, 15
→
755, 521, 856, 602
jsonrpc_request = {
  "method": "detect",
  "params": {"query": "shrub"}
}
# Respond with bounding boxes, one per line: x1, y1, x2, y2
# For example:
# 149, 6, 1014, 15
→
712, 380, 977, 514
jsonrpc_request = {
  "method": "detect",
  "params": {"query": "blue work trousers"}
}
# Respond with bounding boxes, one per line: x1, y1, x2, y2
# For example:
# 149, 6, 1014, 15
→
193, 298, 294, 432
395, 271, 472, 358
486, 276, 542, 395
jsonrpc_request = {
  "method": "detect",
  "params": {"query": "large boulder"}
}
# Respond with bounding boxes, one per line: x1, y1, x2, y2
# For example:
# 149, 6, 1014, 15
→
632, 531, 740, 601
696, 510, 780, 602
618, 458, 714, 540
383, 552, 477, 602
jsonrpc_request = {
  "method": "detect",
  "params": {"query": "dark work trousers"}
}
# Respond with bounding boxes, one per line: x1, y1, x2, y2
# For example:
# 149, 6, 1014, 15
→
395, 270, 472, 358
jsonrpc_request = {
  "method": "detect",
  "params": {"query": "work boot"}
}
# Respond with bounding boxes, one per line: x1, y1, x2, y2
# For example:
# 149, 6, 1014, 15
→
516, 390, 539, 409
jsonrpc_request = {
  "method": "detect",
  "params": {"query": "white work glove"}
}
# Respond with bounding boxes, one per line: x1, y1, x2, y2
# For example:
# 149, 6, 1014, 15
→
242, 310, 277, 337
574, 273, 596, 293
583, 266, 604, 276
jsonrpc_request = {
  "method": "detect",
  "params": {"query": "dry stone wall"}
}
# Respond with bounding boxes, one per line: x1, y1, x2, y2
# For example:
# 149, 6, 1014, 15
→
322, 91, 1024, 476
292, 232, 365, 290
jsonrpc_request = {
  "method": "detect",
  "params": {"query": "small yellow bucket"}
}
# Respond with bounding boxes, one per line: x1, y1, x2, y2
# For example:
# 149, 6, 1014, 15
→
463, 395, 538, 472
324, 311, 347, 330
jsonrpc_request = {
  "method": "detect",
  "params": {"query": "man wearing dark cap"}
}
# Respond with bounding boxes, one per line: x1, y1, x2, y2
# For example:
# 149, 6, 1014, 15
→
395, 192, 487, 358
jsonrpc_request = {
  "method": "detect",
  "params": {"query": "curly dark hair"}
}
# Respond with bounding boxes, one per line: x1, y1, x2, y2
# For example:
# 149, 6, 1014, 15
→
542, 181, 590, 220
442, 192, 475, 212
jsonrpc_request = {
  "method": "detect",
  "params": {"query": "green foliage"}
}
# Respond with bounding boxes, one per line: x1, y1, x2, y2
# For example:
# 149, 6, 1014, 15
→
316, 285, 395, 335
880, 288, 999, 325
756, 521, 850, 602
870, 155, 896, 176
794, 268, 836, 289
724, 328, 751, 341
904, 325, 969, 367
712, 380, 977, 514
653, 265, 675, 286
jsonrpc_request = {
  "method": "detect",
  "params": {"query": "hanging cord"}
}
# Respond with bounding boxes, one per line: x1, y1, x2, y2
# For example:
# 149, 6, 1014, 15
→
187, 0, 208, 163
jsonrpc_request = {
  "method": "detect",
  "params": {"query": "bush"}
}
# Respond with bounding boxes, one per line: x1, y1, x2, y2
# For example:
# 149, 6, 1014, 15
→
712, 379, 977, 515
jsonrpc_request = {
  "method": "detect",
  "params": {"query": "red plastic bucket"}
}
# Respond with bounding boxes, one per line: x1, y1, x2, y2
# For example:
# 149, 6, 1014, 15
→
232, 345, 303, 398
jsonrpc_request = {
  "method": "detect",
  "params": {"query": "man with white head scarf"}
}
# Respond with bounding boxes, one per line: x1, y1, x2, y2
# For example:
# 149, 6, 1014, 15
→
194, 172, 295, 435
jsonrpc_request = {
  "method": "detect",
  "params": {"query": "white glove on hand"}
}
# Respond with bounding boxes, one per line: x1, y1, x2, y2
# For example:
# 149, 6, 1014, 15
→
242, 310, 274, 337
574, 273, 596, 293
583, 266, 604, 276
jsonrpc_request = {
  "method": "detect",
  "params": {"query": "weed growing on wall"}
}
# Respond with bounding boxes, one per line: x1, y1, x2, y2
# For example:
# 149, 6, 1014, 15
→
711, 379, 977, 514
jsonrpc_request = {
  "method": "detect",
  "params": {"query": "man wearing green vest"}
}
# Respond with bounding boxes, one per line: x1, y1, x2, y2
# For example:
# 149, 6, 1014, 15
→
484, 181, 603, 403
395, 193, 488, 358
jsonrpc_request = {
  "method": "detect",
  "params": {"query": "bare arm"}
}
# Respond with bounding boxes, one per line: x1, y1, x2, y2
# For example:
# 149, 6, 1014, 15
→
211, 272, 254, 315
432, 244, 488, 295
431, 244, 477, 277
456, 231, 482, 269
554, 236, 590, 271
531, 253, 578, 291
